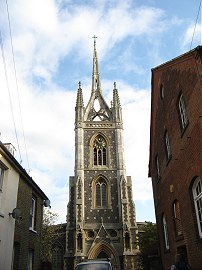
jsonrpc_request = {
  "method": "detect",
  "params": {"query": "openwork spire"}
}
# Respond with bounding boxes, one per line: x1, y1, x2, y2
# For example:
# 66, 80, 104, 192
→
84, 37, 112, 121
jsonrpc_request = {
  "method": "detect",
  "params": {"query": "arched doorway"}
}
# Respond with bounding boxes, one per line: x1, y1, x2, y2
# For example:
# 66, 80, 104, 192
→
88, 241, 120, 270
97, 250, 108, 259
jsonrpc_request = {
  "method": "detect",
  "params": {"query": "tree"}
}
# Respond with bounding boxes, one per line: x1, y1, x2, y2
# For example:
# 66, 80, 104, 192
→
138, 222, 159, 270
41, 209, 59, 262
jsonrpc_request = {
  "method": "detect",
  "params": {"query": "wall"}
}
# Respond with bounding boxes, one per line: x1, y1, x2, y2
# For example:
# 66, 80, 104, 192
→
149, 47, 202, 270
14, 176, 44, 270
0, 153, 19, 270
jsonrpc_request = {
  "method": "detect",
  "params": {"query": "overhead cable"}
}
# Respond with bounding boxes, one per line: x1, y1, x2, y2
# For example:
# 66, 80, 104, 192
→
5, 0, 30, 171
190, 0, 202, 50
0, 30, 22, 162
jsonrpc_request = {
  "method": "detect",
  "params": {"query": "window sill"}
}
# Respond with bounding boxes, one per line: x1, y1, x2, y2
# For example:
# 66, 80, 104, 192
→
166, 155, 172, 165
92, 207, 111, 210
93, 165, 108, 169
195, 236, 202, 244
29, 228, 37, 234
175, 234, 184, 242
156, 176, 161, 183
164, 248, 170, 254
180, 122, 189, 138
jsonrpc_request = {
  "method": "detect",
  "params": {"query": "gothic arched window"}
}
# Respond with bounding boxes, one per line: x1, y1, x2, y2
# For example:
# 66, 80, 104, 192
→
94, 177, 108, 208
192, 177, 202, 237
93, 135, 107, 166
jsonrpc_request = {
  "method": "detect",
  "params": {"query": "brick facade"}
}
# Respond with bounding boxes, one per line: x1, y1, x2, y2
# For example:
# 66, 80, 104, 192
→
13, 175, 47, 270
0, 142, 49, 270
149, 46, 202, 270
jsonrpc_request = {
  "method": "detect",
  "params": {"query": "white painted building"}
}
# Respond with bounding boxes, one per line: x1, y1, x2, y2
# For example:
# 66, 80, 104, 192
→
0, 143, 19, 270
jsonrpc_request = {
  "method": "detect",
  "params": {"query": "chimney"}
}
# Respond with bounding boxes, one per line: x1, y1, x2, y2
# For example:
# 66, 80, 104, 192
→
4, 143, 16, 156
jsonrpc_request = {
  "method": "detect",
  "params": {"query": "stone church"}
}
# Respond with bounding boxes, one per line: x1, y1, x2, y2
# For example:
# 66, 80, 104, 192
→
64, 39, 139, 270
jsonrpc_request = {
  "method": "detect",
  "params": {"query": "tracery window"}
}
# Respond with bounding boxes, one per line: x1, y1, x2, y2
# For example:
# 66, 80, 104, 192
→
94, 177, 108, 208
93, 135, 107, 166
192, 177, 202, 237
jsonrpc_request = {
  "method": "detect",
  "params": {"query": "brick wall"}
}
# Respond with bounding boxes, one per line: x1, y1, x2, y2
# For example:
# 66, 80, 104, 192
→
14, 175, 44, 270
149, 47, 202, 270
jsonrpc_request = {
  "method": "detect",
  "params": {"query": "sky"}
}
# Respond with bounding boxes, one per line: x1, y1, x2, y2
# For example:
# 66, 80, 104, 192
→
0, 0, 201, 223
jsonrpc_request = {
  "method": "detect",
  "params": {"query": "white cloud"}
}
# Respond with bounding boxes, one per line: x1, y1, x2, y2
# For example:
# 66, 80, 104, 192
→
2, 0, 178, 81
181, 23, 201, 50
1, 0, 194, 223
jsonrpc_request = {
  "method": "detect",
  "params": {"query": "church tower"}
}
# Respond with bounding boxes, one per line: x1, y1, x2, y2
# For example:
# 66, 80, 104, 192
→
65, 39, 139, 270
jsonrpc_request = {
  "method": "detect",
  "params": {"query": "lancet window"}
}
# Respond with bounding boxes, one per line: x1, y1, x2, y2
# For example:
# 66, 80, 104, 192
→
94, 177, 108, 208
93, 135, 107, 166
125, 232, 131, 250
77, 233, 83, 251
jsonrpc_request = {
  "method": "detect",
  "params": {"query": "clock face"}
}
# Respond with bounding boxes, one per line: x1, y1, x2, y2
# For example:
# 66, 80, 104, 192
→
94, 136, 106, 149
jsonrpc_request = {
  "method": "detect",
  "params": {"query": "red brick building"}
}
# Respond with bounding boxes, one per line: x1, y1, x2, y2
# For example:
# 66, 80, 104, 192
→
149, 46, 202, 270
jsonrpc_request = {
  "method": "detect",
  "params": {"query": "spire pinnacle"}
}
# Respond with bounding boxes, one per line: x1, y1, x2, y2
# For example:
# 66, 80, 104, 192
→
113, 82, 121, 107
92, 36, 101, 94
76, 81, 84, 107
92, 35, 97, 47
78, 81, 81, 89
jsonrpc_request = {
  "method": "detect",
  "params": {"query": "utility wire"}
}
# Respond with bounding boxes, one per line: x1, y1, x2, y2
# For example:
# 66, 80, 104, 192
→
190, 0, 202, 50
5, 0, 30, 171
0, 30, 22, 163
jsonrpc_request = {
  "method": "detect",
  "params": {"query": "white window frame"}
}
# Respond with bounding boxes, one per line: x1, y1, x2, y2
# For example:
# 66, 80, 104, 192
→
178, 94, 188, 130
162, 214, 169, 250
27, 249, 34, 270
160, 84, 164, 99
193, 177, 202, 238
156, 155, 160, 181
0, 166, 4, 191
165, 131, 171, 160
29, 197, 36, 231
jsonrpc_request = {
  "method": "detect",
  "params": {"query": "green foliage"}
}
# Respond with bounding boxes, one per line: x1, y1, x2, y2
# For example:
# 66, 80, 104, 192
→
138, 222, 159, 270
43, 209, 59, 227
41, 209, 59, 262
